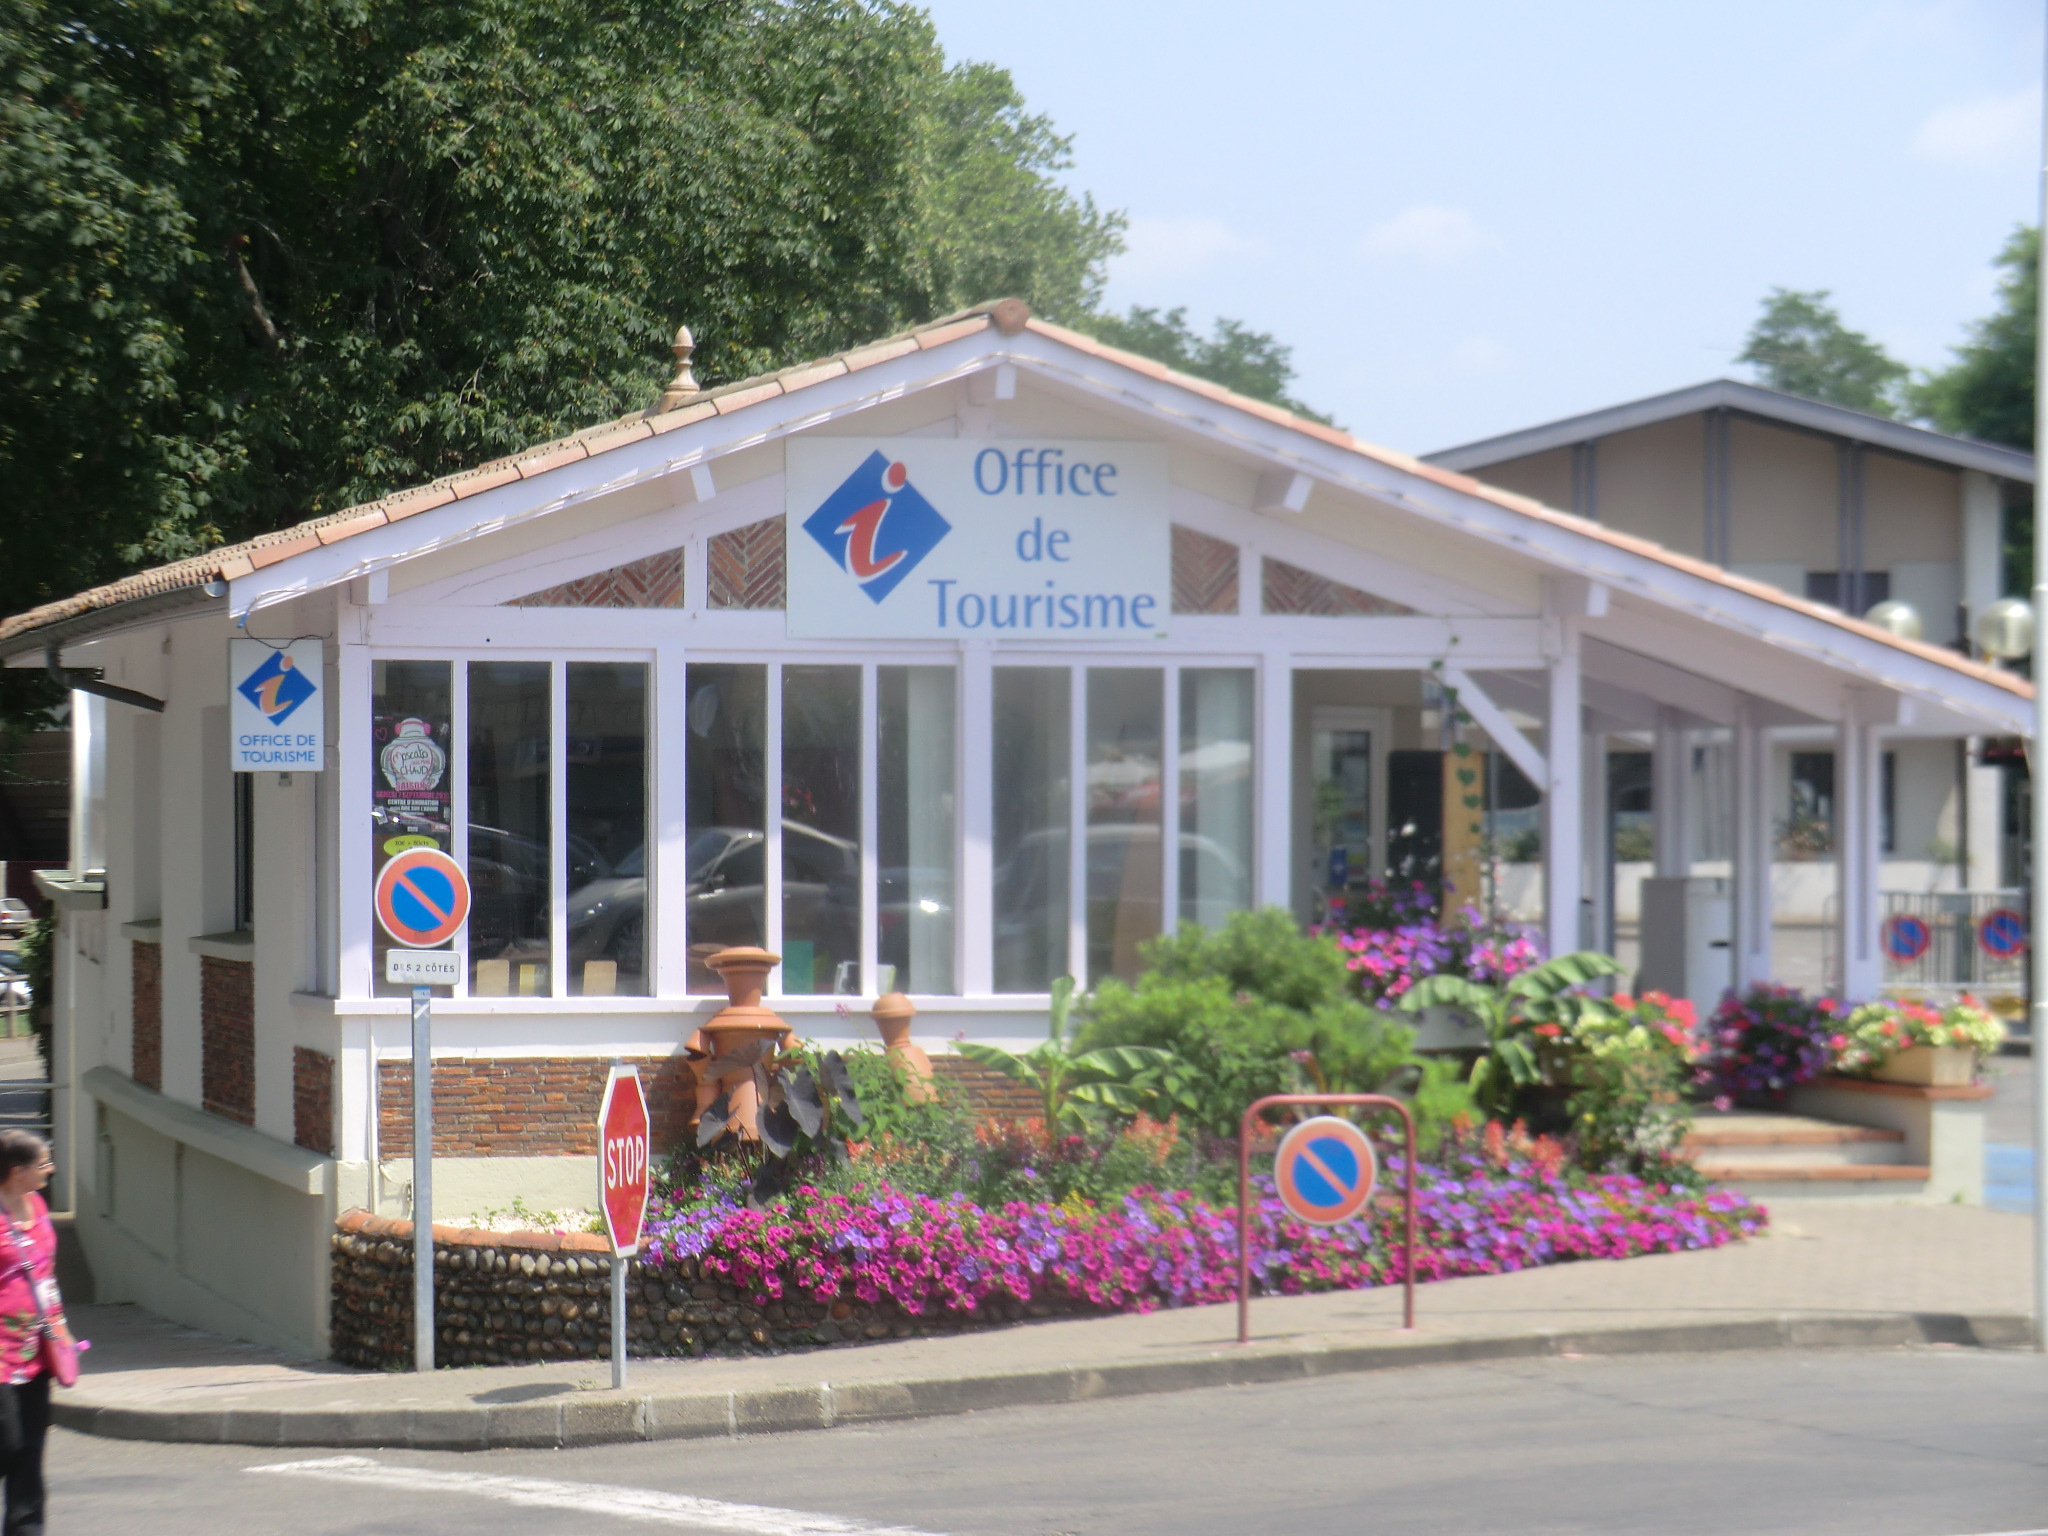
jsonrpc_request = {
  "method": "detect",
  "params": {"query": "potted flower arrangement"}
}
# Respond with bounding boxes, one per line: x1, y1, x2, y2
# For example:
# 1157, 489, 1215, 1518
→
1835, 996, 2006, 1086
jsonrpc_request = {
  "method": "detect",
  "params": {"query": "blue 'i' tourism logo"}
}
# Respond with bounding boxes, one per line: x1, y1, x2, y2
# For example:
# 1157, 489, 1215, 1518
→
801, 451, 952, 604
236, 649, 317, 725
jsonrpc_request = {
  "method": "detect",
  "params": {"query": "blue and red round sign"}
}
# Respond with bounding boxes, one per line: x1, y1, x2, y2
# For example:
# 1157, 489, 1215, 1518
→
1880, 913, 1932, 964
374, 847, 471, 949
1273, 1115, 1378, 1227
1978, 908, 2028, 960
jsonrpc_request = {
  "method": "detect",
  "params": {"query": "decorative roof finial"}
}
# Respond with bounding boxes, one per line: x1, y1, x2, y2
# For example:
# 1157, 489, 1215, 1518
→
653, 325, 699, 413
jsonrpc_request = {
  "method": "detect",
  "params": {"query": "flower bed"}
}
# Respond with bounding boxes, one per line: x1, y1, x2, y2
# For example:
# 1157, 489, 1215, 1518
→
333, 1132, 1765, 1368
639, 1133, 1763, 1327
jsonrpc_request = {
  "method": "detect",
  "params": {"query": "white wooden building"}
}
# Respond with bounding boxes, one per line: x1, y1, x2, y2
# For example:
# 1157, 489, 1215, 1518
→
1, 299, 2031, 1355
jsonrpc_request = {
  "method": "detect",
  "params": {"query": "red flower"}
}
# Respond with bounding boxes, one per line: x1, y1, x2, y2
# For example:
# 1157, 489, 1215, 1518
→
1533, 1023, 1563, 1039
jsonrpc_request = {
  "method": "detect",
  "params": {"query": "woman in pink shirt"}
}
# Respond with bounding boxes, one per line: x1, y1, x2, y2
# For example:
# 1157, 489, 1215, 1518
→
0, 1131, 67, 1536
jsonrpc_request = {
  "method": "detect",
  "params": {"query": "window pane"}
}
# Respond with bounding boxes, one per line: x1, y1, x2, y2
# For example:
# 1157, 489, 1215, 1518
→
468, 662, 552, 995
993, 668, 1070, 992
1179, 668, 1252, 930
1086, 669, 1163, 984
566, 663, 648, 997
371, 661, 451, 998
685, 664, 766, 992
878, 666, 955, 993
782, 665, 861, 994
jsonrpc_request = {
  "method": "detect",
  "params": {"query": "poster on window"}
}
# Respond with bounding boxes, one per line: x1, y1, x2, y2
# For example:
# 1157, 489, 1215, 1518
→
785, 439, 1170, 640
371, 665, 453, 858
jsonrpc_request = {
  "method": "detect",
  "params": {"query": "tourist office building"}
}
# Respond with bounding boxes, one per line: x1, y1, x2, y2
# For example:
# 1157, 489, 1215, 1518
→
3, 300, 2030, 1356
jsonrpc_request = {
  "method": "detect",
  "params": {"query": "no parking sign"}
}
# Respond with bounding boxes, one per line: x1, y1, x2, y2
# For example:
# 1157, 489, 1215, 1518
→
374, 847, 470, 950
1272, 1115, 1378, 1226
1880, 913, 1931, 965
1978, 908, 2028, 960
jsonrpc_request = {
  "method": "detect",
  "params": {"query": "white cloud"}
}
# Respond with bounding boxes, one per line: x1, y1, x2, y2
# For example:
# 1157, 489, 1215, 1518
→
1112, 216, 1267, 284
1910, 88, 2039, 167
1358, 205, 1495, 264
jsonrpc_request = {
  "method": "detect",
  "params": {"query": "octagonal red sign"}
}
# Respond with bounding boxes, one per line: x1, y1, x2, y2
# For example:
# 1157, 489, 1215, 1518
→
599, 1066, 651, 1256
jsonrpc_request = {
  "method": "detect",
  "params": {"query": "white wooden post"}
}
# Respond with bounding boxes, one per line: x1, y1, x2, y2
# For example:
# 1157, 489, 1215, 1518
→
1731, 698, 1773, 989
1544, 633, 1583, 960
957, 641, 993, 995
1255, 649, 1293, 915
1652, 707, 1690, 879
1581, 729, 1610, 954
1837, 700, 1884, 1001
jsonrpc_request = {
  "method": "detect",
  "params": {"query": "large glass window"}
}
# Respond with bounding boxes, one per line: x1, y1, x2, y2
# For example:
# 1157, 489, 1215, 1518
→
468, 662, 551, 994
993, 668, 1070, 992
684, 663, 766, 992
1179, 669, 1252, 931
565, 664, 648, 997
782, 665, 862, 994
370, 661, 452, 998
878, 666, 955, 994
1086, 669, 1163, 983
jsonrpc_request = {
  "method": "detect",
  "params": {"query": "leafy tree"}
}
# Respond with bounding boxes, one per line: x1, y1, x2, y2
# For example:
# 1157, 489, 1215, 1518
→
0, 0, 1122, 627
1081, 306, 1335, 424
1915, 225, 2037, 451
1913, 225, 2036, 593
1736, 288, 1908, 417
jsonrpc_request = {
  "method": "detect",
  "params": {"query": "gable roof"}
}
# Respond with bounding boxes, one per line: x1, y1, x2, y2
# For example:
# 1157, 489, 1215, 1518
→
1424, 377, 2036, 483
0, 302, 2029, 714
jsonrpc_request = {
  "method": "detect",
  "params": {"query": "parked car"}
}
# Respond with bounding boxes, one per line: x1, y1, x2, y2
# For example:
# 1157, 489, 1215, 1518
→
0, 899, 31, 938
0, 964, 31, 1010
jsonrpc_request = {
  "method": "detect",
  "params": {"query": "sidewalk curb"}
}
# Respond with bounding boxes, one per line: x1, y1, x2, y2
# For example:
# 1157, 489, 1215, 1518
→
52, 1310, 2032, 1452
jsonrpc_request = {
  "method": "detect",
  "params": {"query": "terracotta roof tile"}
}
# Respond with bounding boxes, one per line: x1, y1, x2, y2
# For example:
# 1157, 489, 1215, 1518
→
315, 510, 390, 546
713, 380, 784, 414
842, 335, 921, 373
916, 315, 990, 350
644, 398, 718, 435
0, 295, 2030, 708
512, 440, 590, 479
443, 461, 525, 500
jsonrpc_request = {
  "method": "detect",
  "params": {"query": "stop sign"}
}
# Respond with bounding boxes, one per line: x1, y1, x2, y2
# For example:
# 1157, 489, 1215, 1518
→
598, 1065, 651, 1256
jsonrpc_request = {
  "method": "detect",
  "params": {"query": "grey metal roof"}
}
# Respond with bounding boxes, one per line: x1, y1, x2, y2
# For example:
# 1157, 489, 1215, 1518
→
1423, 378, 2036, 483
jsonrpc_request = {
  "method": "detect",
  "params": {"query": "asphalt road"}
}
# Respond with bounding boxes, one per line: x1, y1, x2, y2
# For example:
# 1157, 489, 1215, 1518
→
49, 1348, 2048, 1535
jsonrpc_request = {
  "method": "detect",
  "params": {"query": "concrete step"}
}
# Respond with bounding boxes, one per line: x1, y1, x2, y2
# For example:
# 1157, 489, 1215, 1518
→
1707, 1165, 1932, 1202
1685, 1111, 1910, 1171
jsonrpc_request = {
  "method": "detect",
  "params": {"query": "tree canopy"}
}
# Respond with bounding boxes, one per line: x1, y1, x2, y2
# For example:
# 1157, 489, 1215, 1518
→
0, 0, 1125, 623
1914, 225, 2036, 452
1081, 306, 1334, 424
1736, 288, 1908, 417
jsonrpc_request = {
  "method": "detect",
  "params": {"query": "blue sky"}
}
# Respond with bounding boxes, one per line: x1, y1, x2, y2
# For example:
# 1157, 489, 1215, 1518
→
918, 0, 2044, 453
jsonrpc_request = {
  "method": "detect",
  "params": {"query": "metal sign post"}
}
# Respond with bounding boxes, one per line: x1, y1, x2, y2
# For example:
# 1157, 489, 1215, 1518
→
2034, 26, 2048, 1356
1236, 1093, 1416, 1345
598, 1063, 651, 1391
374, 845, 471, 1376
411, 983, 434, 1374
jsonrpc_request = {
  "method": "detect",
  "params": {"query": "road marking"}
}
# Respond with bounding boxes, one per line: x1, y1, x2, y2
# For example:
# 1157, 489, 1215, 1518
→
1943, 1528, 2048, 1536
249, 1456, 950, 1536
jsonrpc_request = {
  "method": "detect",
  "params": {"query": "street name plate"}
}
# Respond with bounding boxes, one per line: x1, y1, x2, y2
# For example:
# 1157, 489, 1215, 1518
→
384, 948, 462, 986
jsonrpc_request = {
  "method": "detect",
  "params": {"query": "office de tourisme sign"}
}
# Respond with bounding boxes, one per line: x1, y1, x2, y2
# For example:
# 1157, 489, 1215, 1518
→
785, 439, 1170, 640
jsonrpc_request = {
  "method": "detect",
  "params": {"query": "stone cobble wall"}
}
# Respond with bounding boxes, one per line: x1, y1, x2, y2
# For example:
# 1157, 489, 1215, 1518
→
130, 940, 161, 1092
378, 1055, 696, 1156
199, 956, 254, 1125
294, 1046, 336, 1156
331, 1209, 1073, 1370
929, 1054, 1042, 1122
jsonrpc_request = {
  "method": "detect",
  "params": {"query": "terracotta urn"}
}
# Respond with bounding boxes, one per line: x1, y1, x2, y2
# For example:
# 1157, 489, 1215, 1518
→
871, 992, 934, 1103
690, 946, 794, 1138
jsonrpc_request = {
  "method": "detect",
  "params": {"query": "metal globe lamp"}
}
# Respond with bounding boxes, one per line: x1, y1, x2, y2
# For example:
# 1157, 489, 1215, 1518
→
1862, 599, 1923, 641
1973, 596, 2035, 661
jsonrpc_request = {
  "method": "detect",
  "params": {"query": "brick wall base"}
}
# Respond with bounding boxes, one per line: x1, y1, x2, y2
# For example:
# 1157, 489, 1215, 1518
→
378, 1055, 697, 1157
131, 940, 161, 1091
295, 1046, 336, 1155
200, 956, 254, 1125
929, 1054, 1043, 1123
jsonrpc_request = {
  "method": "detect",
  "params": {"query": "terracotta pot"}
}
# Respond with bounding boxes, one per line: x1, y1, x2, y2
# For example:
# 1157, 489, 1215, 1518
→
871, 992, 934, 1103
1872, 1044, 1976, 1088
695, 947, 793, 1138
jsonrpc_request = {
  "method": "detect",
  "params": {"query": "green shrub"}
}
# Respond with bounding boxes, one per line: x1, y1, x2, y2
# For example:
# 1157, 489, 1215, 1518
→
1080, 909, 1414, 1139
